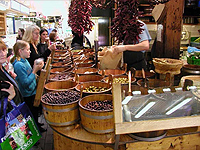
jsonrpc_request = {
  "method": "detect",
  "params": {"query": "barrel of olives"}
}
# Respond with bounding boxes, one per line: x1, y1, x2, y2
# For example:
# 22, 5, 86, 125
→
75, 81, 112, 97
41, 90, 80, 126
79, 94, 114, 134
44, 80, 77, 92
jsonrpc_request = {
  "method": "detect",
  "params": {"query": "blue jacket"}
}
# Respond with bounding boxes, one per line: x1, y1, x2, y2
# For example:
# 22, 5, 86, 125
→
12, 58, 36, 97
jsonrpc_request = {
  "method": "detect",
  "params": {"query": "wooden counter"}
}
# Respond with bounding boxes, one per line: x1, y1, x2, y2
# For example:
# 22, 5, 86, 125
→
51, 123, 200, 150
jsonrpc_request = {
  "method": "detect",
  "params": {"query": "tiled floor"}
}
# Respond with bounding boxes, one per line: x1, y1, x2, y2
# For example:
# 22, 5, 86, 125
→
31, 114, 54, 150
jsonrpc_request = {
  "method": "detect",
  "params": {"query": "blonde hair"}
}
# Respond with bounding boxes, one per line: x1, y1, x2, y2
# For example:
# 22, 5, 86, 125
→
10, 40, 29, 64
22, 24, 40, 45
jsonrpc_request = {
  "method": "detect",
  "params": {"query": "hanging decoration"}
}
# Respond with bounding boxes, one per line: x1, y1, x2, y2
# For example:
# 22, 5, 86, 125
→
110, 0, 144, 45
68, 0, 94, 36
91, 0, 115, 9
149, 0, 170, 5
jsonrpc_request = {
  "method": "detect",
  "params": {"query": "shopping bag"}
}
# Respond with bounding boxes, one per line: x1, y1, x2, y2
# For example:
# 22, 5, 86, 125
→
0, 102, 5, 138
0, 98, 41, 150
99, 48, 122, 70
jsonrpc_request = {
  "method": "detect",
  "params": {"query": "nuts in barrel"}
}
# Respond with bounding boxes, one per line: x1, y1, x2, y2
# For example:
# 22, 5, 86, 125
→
42, 90, 80, 104
84, 100, 113, 111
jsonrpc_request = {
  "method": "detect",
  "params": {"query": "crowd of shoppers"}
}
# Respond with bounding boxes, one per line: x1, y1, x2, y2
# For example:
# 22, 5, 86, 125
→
0, 24, 57, 135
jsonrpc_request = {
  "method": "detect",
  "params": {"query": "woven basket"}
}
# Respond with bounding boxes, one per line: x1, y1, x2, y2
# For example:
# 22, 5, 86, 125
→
153, 58, 183, 74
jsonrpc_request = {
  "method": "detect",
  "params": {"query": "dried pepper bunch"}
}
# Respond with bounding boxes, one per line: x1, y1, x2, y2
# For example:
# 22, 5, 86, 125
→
149, 0, 170, 5
68, 0, 94, 36
91, 0, 115, 9
111, 0, 144, 45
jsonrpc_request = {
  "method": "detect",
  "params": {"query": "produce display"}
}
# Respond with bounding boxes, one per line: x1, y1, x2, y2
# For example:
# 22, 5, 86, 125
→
42, 90, 80, 104
84, 100, 113, 111
113, 77, 129, 84
50, 73, 74, 81
83, 86, 108, 93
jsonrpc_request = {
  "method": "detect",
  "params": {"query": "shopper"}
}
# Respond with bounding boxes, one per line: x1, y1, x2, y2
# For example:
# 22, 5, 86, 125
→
37, 28, 50, 55
16, 28, 25, 41
49, 31, 58, 44
0, 40, 23, 118
22, 24, 56, 68
10, 40, 46, 132
112, 20, 151, 71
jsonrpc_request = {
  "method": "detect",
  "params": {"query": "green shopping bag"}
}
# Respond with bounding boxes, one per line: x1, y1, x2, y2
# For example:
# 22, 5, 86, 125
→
0, 98, 41, 150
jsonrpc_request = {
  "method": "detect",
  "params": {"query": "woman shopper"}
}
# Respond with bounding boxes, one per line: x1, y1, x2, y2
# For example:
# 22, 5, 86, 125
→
16, 28, 25, 41
22, 24, 56, 68
0, 40, 23, 118
37, 28, 50, 55
10, 40, 46, 132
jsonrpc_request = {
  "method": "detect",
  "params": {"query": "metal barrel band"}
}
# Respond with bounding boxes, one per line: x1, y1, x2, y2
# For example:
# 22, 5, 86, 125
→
43, 105, 78, 112
83, 125, 114, 134
80, 110, 113, 120
46, 118, 80, 126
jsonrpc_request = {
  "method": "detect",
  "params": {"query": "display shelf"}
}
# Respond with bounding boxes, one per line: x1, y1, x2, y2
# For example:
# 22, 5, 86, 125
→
0, 12, 6, 36
112, 83, 200, 149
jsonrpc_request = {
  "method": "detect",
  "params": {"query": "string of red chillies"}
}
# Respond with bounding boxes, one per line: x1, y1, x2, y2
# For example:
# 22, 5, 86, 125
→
68, 0, 94, 37
111, 0, 144, 45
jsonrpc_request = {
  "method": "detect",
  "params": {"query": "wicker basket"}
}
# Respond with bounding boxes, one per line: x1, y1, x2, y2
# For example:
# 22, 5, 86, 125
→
153, 58, 183, 74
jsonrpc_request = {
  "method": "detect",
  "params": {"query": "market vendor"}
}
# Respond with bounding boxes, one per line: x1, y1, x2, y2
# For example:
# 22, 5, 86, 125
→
112, 20, 151, 71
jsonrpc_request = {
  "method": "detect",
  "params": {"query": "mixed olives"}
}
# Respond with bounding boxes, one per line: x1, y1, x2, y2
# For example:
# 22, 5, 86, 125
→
50, 73, 74, 81
84, 100, 113, 111
83, 86, 108, 93
42, 90, 80, 104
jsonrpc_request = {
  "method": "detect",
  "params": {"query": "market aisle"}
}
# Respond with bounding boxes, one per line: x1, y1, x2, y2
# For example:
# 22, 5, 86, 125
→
31, 114, 54, 150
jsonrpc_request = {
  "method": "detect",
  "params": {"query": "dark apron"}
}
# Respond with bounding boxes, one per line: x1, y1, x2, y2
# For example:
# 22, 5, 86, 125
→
123, 51, 147, 71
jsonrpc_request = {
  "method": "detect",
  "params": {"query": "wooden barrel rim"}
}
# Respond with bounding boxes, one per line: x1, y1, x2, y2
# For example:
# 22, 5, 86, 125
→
41, 98, 80, 106
75, 82, 112, 94
79, 94, 113, 112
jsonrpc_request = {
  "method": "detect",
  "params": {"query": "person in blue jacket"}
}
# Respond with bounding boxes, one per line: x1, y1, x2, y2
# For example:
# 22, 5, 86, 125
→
10, 40, 46, 132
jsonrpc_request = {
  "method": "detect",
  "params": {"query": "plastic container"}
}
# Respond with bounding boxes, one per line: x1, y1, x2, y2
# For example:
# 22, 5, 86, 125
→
187, 56, 200, 66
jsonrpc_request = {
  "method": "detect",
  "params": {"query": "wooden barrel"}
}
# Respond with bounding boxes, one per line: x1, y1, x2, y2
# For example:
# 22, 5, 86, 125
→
73, 67, 99, 75
41, 90, 80, 126
134, 70, 155, 79
49, 72, 74, 82
44, 80, 77, 92
79, 94, 114, 134
51, 62, 72, 68
75, 81, 112, 97
98, 69, 126, 76
74, 59, 94, 65
129, 130, 167, 141
103, 75, 136, 84
75, 74, 104, 83
137, 78, 170, 89
76, 63, 94, 68
50, 66, 74, 74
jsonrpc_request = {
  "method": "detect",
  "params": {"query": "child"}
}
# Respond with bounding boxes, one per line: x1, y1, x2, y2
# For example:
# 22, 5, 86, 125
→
10, 40, 46, 132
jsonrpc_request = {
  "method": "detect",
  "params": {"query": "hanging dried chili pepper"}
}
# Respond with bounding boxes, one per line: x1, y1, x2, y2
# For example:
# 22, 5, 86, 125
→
91, 0, 115, 9
111, 0, 144, 45
68, 0, 94, 36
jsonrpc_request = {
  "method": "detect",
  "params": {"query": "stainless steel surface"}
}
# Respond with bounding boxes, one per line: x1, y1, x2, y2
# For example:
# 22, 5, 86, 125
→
123, 89, 200, 122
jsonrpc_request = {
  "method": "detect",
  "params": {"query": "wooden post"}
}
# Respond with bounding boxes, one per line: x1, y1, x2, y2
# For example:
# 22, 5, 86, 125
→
155, 0, 184, 59
33, 69, 46, 107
